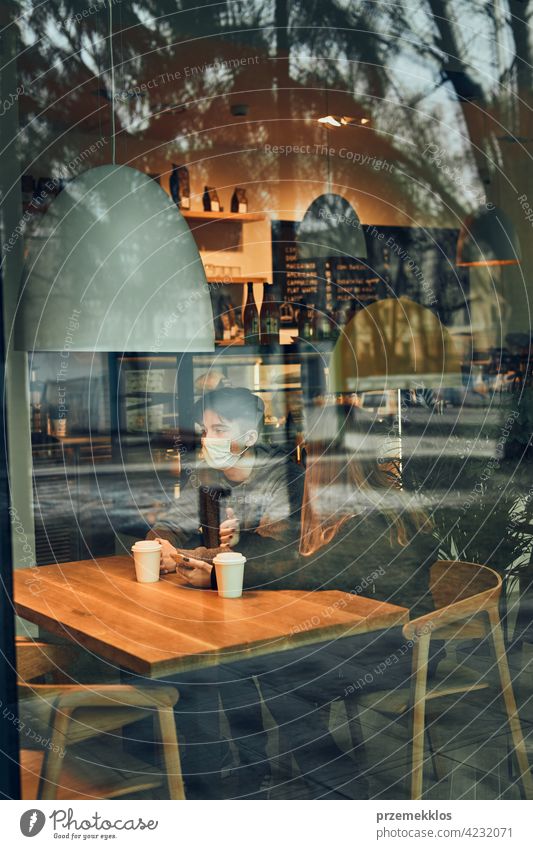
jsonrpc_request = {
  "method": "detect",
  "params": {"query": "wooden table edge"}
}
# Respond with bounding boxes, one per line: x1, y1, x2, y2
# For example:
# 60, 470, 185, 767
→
14, 558, 410, 679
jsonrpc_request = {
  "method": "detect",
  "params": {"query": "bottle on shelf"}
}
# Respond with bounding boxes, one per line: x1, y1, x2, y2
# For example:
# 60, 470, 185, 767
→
30, 368, 45, 434
316, 309, 333, 341
169, 164, 190, 210
203, 186, 220, 212
227, 303, 239, 340
298, 298, 316, 340
214, 310, 226, 343
243, 282, 260, 345
231, 187, 248, 214
297, 298, 307, 339
260, 285, 280, 346
169, 165, 179, 205
333, 298, 357, 337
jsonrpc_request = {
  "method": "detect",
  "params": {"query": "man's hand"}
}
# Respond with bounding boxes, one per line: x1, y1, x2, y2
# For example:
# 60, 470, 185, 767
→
219, 507, 239, 547
172, 552, 213, 588
156, 537, 178, 574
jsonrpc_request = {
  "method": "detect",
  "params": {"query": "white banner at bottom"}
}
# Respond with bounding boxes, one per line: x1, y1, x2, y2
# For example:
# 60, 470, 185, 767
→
3, 799, 532, 847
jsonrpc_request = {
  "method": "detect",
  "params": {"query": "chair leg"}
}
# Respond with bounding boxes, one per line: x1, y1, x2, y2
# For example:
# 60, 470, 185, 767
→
344, 698, 365, 759
488, 608, 533, 800
276, 728, 295, 781
38, 708, 72, 800
426, 721, 446, 783
410, 633, 431, 800
157, 707, 186, 800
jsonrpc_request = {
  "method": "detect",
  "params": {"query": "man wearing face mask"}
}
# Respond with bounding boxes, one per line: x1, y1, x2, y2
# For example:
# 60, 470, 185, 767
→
149, 386, 303, 585
146, 386, 304, 798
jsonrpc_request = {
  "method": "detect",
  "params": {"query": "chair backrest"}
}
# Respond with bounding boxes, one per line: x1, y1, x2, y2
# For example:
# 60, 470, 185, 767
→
402, 560, 501, 641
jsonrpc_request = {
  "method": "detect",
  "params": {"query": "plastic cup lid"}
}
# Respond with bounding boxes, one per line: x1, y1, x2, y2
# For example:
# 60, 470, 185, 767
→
132, 540, 162, 551
213, 551, 246, 565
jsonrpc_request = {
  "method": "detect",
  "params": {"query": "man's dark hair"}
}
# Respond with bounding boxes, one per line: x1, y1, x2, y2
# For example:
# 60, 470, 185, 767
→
196, 386, 264, 430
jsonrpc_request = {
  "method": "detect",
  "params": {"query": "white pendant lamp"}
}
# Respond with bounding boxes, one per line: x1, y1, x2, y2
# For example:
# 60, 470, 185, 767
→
15, 0, 214, 353
296, 192, 367, 260
15, 164, 214, 352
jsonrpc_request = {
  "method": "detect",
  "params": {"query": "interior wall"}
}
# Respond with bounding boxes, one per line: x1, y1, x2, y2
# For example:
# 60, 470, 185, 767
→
16, 12, 533, 341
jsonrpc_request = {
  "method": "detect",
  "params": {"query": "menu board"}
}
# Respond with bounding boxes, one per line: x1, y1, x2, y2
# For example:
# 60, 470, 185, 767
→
330, 259, 380, 306
271, 220, 379, 322
271, 220, 468, 328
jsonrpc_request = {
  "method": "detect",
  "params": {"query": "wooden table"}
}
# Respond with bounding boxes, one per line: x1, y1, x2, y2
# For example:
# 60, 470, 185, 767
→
14, 556, 409, 678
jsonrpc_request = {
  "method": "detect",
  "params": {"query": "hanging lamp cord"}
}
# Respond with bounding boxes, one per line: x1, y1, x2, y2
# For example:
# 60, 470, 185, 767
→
108, 0, 116, 164
326, 84, 331, 194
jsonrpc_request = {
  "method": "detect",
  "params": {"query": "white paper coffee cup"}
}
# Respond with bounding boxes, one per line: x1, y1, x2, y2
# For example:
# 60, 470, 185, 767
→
213, 551, 246, 598
131, 540, 162, 583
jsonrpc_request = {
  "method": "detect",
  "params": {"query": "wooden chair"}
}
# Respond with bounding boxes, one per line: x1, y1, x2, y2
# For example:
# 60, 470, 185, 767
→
350, 560, 533, 800
16, 639, 185, 800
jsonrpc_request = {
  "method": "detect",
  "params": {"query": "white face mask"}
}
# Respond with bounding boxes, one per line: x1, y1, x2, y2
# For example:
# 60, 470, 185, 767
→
202, 435, 250, 470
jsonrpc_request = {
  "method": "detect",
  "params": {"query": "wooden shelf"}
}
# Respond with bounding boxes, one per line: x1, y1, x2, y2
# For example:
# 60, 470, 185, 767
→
206, 276, 268, 285
206, 341, 335, 359
182, 210, 266, 222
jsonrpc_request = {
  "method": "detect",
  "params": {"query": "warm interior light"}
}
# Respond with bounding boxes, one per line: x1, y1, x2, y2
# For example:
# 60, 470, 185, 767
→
318, 115, 342, 127
456, 259, 519, 268
318, 115, 370, 127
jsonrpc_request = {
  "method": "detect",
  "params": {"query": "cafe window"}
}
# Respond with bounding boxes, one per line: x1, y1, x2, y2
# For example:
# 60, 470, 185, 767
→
1, 0, 533, 809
